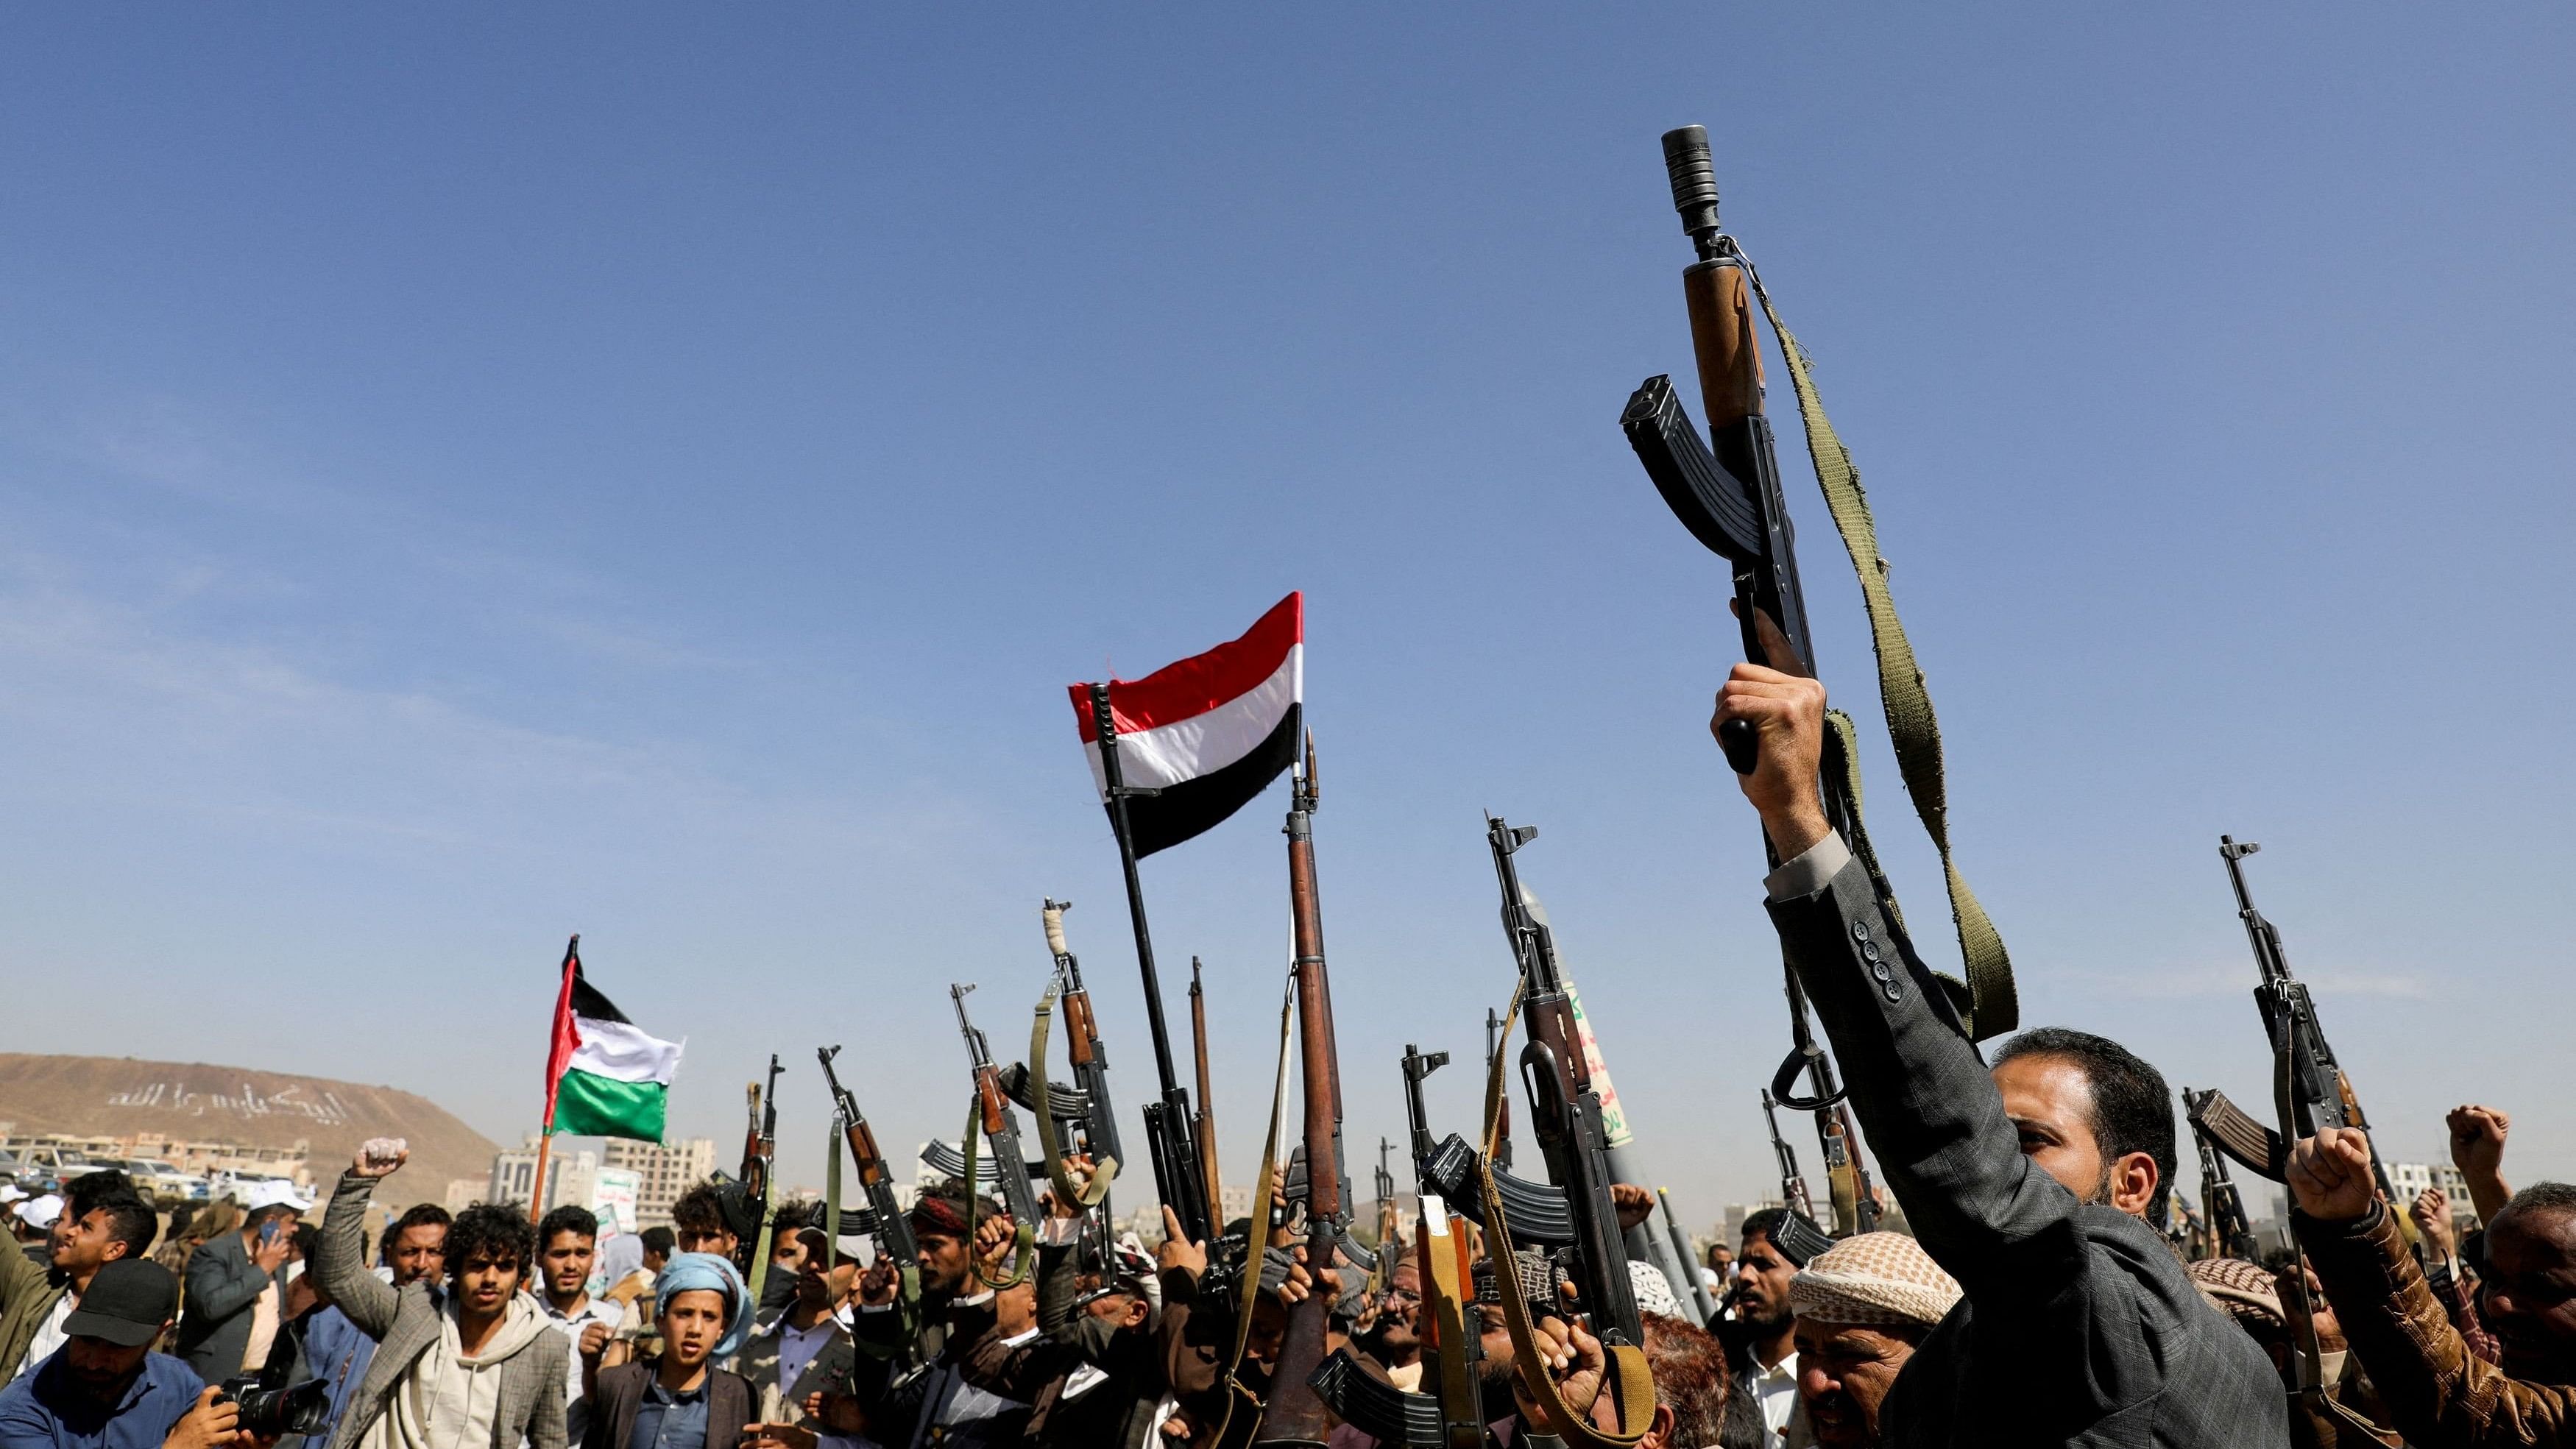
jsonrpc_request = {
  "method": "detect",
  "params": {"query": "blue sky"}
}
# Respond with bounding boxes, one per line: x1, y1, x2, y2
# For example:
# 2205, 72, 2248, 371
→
4, 6, 2572, 1225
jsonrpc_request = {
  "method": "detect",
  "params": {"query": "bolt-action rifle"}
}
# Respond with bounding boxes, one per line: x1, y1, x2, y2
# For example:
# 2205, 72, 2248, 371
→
2180, 1091, 2257, 1261
1255, 734, 1354, 1448
816, 1045, 925, 1375
949, 984, 1045, 1234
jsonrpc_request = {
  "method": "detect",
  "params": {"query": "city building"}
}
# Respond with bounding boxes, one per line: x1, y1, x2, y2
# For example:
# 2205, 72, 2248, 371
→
2388, 1161, 2482, 1229
489, 1137, 598, 1211
598, 1136, 715, 1229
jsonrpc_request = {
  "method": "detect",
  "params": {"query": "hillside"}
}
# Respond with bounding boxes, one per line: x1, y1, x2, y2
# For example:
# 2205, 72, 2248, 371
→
0, 1054, 499, 1209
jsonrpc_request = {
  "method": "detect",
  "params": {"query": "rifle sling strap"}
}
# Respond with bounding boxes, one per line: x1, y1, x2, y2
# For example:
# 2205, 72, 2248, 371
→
958, 1097, 1036, 1290
1029, 991, 1118, 1209
1743, 260, 2017, 1041
1475, 988, 1656, 1449
1212, 970, 1300, 1445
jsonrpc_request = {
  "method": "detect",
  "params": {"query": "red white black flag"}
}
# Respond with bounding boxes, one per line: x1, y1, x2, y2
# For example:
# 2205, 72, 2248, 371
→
1069, 592, 1303, 858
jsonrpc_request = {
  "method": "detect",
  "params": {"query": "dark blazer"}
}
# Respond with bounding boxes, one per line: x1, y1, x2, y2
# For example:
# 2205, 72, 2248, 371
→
583, 1361, 754, 1449
1766, 842, 2287, 1447
176, 1227, 288, 1384
729, 1312, 857, 1424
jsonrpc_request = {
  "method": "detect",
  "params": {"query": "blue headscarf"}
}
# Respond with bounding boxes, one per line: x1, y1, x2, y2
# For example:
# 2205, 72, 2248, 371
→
653, 1252, 754, 1361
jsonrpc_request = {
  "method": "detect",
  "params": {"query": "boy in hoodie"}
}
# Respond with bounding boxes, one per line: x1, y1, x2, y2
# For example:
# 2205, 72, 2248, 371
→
314, 1141, 570, 1449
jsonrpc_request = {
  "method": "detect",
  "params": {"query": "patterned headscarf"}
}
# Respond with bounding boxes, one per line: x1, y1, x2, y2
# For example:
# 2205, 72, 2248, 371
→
2187, 1256, 2285, 1330
1788, 1231, 1961, 1330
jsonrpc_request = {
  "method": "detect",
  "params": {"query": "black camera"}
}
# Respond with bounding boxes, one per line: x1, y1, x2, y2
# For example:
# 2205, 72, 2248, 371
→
217, 1372, 333, 1437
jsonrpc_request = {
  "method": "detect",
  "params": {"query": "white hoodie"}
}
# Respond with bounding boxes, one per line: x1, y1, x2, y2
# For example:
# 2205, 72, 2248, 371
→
364, 1295, 554, 1449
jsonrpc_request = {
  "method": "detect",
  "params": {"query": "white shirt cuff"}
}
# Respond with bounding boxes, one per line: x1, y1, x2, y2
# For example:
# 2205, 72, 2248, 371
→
1763, 832, 1852, 902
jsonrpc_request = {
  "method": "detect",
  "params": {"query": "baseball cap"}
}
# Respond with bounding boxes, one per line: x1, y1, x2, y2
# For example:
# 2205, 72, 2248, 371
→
242, 1180, 313, 1214
63, 1261, 179, 1347
13, 1195, 63, 1230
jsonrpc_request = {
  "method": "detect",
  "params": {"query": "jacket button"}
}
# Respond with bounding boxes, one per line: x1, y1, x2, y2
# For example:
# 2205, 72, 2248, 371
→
1871, 963, 1892, 982
1883, 982, 1903, 1002
1860, 940, 1882, 963
1851, 921, 1872, 943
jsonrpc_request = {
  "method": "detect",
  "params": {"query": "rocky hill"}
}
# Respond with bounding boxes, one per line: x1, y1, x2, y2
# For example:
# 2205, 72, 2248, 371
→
0, 1054, 499, 1210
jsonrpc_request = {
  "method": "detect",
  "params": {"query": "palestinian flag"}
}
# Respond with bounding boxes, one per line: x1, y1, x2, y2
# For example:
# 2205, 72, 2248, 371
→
542, 937, 684, 1141
1070, 591, 1303, 857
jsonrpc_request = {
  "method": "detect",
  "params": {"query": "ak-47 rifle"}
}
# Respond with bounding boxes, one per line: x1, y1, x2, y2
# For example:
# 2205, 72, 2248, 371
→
816, 1045, 926, 1375
737, 1055, 782, 1286
2193, 837, 2417, 1431
1759, 1090, 1818, 1225
949, 985, 1045, 1235
1623, 126, 1902, 1238
1486, 1007, 1512, 1172
1484, 815, 1660, 1447
1486, 815, 1640, 1350
1373, 1138, 1401, 1288
1032, 899, 1122, 1230
1255, 734, 1352, 1448
2179, 1091, 2257, 1261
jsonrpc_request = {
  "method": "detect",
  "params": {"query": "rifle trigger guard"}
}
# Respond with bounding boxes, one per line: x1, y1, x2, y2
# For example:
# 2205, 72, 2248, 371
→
1769, 1044, 1845, 1112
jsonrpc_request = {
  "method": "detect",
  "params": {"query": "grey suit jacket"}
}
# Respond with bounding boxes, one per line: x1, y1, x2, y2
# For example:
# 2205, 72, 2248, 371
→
1764, 838, 2287, 1447
314, 1172, 569, 1449
729, 1311, 856, 1423
178, 1226, 288, 1384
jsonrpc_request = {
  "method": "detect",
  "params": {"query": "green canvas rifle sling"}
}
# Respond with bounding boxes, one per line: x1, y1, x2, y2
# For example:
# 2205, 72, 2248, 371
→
1744, 261, 2018, 1041
1029, 990, 1117, 1210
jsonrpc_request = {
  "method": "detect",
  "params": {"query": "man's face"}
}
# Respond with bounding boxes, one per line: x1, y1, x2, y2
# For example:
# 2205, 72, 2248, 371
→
660, 1288, 729, 1370
2480, 1208, 2576, 1383
1472, 1303, 1518, 1399
541, 1230, 595, 1301
52, 1208, 130, 1280
915, 1230, 972, 1296
1081, 1286, 1148, 1330
1992, 1055, 2113, 1205
1705, 1244, 1734, 1277
1794, 1318, 1922, 1448
1373, 1264, 1423, 1354
1245, 1292, 1288, 1367
674, 1225, 737, 1261
453, 1250, 523, 1319
1735, 1231, 1798, 1331
63, 1335, 153, 1403
772, 1234, 809, 1273
390, 1225, 447, 1288
795, 1255, 833, 1311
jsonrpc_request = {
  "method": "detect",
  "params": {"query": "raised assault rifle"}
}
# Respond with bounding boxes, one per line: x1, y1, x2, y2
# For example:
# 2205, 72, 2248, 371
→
2180, 1090, 2258, 1261
1622, 125, 1882, 1237
1039, 899, 1124, 1191
737, 1055, 782, 1284
1760, 1089, 1818, 1225
949, 984, 1045, 1232
1487, 815, 1641, 1352
816, 1045, 925, 1374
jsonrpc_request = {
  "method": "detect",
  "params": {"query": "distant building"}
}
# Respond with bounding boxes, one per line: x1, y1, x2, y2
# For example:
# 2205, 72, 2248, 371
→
2387, 1161, 2482, 1230
598, 1137, 715, 1229
443, 1178, 485, 1214
490, 1137, 598, 1211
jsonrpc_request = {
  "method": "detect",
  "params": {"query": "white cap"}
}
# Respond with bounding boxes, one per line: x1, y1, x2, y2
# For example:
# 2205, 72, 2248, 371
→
13, 1194, 63, 1229
0, 1186, 25, 1206
243, 1180, 313, 1213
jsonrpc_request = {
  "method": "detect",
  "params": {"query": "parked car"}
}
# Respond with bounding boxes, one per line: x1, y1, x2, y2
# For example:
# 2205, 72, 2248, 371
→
118, 1159, 202, 1208
13, 1147, 96, 1191
0, 1149, 29, 1187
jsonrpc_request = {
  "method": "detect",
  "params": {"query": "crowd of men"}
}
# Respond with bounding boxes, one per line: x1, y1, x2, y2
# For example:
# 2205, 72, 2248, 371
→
1, 663, 2568, 1449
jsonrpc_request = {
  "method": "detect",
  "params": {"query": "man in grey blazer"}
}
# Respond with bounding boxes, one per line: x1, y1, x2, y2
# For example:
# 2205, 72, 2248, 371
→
1711, 623, 2286, 1445
176, 1180, 306, 1384
314, 1141, 567, 1449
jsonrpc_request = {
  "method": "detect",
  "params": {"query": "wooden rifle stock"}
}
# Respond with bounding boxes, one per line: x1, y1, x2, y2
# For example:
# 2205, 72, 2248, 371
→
1192, 957, 1223, 1232
1256, 735, 1339, 1448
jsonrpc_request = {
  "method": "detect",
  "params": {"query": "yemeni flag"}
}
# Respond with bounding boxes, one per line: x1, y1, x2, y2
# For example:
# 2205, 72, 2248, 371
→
1069, 591, 1303, 857
542, 936, 684, 1141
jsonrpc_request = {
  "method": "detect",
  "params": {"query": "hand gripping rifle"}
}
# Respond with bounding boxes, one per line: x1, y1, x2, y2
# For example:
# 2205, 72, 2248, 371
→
1482, 815, 1658, 1448
1253, 734, 1356, 1448
816, 1046, 927, 1376
2179, 1090, 2258, 1261
949, 985, 1045, 1258
1622, 126, 1924, 1237
1030, 899, 1122, 1225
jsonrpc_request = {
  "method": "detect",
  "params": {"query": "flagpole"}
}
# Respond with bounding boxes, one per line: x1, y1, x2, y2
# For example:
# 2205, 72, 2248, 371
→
1089, 683, 1213, 1244
532, 934, 578, 1223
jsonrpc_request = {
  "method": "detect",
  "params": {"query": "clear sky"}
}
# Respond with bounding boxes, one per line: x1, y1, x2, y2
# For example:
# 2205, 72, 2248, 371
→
4, 6, 2572, 1229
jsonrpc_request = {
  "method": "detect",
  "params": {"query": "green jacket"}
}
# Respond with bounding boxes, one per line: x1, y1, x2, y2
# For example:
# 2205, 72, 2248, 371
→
0, 1240, 67, 1378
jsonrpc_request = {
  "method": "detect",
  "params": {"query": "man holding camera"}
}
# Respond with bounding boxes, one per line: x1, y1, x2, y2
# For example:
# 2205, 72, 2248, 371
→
0, 1258, 262, 1449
